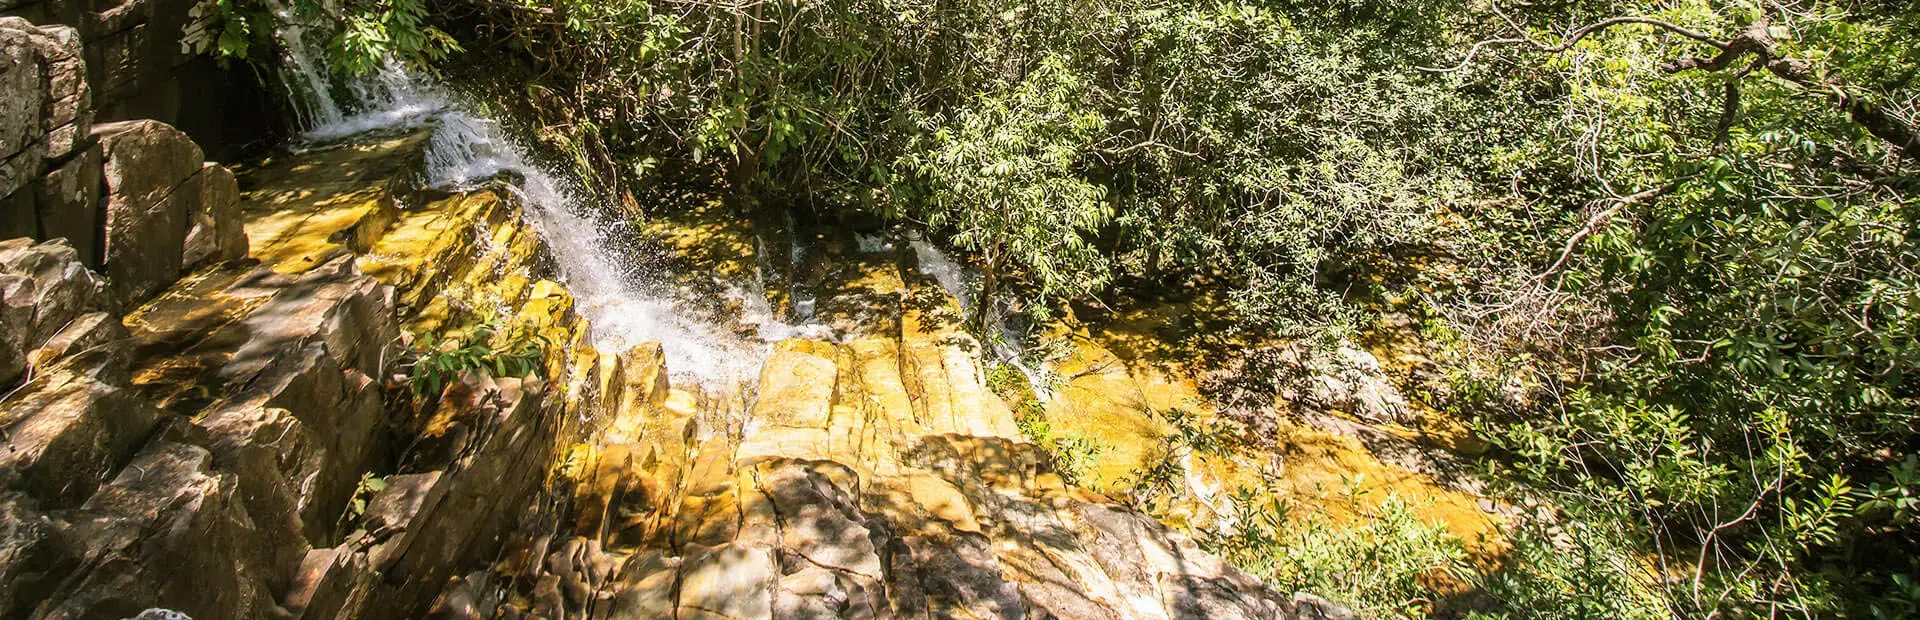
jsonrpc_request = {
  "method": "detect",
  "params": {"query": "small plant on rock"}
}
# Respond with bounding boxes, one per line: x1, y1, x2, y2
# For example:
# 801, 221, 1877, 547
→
405, 321, 550, 398
988, 362, 1109, 485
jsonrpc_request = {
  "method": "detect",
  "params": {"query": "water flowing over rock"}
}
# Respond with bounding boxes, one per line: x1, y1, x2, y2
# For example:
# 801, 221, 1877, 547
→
0, 25, 1347, 618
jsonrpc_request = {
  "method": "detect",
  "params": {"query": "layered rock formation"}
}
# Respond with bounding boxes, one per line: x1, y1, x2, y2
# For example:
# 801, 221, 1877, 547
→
0, 15, 243, 281
2, 17, 95, 243
446, 257, 1352, 619
0, 114, 585, 617
2, 0, 273, 156
1, 13, 1348, 618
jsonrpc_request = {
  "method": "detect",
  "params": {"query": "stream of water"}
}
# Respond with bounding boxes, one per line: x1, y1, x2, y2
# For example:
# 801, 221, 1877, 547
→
267, 30, 1039, 394
281, 60, 776, 385
262, 0, 346, 129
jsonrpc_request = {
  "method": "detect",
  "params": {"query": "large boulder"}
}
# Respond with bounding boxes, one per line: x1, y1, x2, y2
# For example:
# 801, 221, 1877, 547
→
0, 492, 72, 619
182, 161, 246, 267
0, 238, 111, 386
0, 371, 162, 509
0, 18, 89, 161
0, 26, 44, 194
93, 119, 201, 303
34, 440, 286, 620
0, 27, 47, 240
0, 19, 93, 246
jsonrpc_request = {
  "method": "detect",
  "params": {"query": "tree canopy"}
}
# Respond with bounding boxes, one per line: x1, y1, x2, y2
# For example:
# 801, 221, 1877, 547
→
204, 0, 1920, 614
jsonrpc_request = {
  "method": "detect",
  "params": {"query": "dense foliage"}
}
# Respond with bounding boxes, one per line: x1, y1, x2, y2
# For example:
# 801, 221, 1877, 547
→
183, 0, 458, 75
221, 0, 1920, 615
429, 0, 1464, 334
1421, 3, 1920, 616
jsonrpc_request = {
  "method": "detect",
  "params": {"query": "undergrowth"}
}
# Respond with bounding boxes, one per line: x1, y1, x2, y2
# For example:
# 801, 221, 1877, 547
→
405, 321, 550, 398
1200, 484, 1472, 619
988, 362, 1108, 485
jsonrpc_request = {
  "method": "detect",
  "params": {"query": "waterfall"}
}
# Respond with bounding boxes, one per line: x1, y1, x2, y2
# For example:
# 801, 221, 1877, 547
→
301, 65, 443, 143
908, 233, 973, 311
262, 0, 346, 129
308, 66, 775, 385
907, 233, 1052, 399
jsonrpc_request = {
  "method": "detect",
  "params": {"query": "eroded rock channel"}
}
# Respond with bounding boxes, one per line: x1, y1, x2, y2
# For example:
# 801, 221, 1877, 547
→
0, 16, 1355, 618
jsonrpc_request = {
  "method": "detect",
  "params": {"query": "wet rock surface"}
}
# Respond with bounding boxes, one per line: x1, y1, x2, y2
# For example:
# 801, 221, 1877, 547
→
444, 246, 1348, 619
1, 23, 1342, 616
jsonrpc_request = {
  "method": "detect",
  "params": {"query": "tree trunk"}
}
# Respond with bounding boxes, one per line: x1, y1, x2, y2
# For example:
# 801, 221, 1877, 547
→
974, 242, 1000, 331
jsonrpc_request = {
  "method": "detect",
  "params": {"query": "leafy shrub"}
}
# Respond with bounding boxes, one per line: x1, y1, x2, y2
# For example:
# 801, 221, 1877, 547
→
1203, 487, 1473, 619
987, 362, 1109, 485
182, 0, 458, 74
1464, 502, 1669, 620
405, 322, 550, 398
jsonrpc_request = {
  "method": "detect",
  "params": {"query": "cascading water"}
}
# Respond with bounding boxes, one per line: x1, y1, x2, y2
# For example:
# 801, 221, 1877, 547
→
908, 233, 972, 312
301, 65, 444, 143
304, 65, 776, 385
262, 0, 346, 129
906, 233, 1053, 399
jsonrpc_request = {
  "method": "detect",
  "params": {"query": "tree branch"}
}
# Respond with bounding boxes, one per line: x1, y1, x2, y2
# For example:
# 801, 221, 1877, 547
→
1532, 181, 1682, 286
1419, 7, 1726, 73
1429, 8, 1920, 154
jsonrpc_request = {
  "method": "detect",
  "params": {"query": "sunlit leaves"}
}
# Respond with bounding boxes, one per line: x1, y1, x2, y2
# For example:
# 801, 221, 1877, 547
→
329, 0, 461, 75
902, 56, 1113, 304
182, 0, 274, 66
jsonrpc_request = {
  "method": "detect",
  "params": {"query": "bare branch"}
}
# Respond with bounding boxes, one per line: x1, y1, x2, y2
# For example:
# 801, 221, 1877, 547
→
1420, 4, 1727, 73
1533, 180, 1683, 287
1429, 8, 1920, 154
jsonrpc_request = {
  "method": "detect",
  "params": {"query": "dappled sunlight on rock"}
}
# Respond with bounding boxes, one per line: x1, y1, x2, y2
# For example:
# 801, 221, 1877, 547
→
1035, 296, 1510, 582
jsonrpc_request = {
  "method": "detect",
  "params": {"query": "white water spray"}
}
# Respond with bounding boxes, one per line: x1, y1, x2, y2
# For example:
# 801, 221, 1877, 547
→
309, 67, 778, 384
908, 233, 973, 312
906, 233, 1053, 399
262, 0, 346, 130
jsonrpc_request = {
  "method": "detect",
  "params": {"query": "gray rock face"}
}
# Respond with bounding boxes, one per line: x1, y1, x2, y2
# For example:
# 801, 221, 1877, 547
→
0, 272, 32, 383
1, 27, 49, 243
36, 440, 284, 620
4, 14, 249, 299
0, 27, 46, 199
0, 238, 111, 386
183, 161, 246, 267
0, 18, 93, 245
0, 256, 420, 620
2, 0, 272, 157
34, 144, 101, 263
0, 371, 162, 508
94, 119, 201, 303
0, 492, 72, 619
0, 17, 89, 161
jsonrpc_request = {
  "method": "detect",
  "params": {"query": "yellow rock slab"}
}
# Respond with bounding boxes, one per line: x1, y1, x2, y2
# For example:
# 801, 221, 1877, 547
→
237, 132, 428, 273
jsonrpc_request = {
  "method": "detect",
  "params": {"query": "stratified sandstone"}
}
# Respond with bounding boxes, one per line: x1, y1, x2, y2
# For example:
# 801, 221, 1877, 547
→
445, 231, 1352, 620
0, 13, 1346, 616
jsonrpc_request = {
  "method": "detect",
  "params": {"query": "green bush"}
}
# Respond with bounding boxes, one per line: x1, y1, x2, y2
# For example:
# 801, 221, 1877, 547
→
405, 322, 550, 398
1203, 488, 1472, 619
987, 363, 1108, 485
